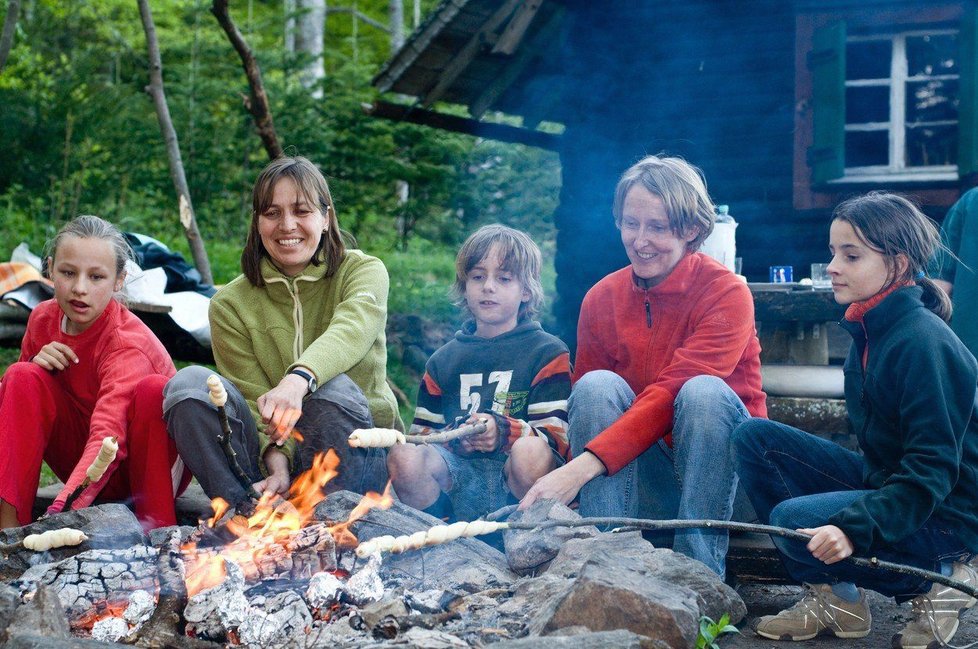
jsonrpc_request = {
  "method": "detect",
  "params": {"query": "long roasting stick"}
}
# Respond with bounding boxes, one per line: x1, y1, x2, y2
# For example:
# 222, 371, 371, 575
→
60, 437, 118, 514
348, 420, 489, 448
355, 515, 978, 600
207, 375, 261, 501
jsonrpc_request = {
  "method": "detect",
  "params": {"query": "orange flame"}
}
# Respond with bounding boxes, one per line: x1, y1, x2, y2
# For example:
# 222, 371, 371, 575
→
181, 450, 394, 595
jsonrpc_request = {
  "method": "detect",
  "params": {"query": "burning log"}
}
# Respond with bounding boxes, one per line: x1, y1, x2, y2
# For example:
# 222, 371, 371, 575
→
207, 375, 261, 503
60, 437, 118, 513
183, 521, 337, 592
348, 420, 488, 448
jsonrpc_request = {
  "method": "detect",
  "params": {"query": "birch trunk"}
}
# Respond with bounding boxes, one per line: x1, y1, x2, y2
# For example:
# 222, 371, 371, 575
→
137, 0, 213, 285
0, 0, 19, 73
295, 0, 325, 97
388, 0, 404, 50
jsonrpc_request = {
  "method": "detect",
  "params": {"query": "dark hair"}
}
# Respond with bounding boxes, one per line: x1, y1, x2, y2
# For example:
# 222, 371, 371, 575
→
44, 215, 134, 303
453, 224, 544, 322
612, 154, 716, 251
832, 191, 952, 321
241, 156, 345, 287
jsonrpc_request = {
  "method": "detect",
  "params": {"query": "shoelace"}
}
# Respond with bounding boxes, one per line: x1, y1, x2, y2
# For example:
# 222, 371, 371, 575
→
908, 583, 978, 649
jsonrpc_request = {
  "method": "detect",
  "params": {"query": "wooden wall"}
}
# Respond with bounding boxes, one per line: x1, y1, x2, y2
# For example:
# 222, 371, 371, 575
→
547, 0, 798, 347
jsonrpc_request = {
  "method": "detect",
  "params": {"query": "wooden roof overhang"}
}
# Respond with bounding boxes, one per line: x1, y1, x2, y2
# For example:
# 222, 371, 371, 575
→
367, 0, 568, 150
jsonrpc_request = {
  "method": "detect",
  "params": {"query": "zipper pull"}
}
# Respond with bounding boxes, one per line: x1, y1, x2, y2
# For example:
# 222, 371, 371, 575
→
645, 300, 652, 328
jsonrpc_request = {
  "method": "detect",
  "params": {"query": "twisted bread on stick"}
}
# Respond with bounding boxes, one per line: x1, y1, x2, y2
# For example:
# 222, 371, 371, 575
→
356, 520, 508, 557
86, 437, 118, 482
23, 528, 88, 551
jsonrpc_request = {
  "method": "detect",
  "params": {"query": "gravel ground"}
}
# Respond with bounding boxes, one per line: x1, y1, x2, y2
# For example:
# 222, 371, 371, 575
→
723, 583, 978, 648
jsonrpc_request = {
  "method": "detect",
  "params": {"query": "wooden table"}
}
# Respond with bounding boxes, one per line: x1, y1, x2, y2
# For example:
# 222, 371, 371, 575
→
749, 283, 846, 365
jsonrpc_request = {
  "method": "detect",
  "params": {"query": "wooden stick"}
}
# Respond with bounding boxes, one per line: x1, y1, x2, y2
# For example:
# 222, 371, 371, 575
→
60, 437, 119, 513
349, 421, 489, 448
207, 376, 261, 502
353, 514, 978, 599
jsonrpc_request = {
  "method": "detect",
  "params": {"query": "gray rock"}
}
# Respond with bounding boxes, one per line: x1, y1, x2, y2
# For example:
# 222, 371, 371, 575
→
546, 531, 746, 625
0, 504, 146, 576
316, 490, 516, 594
0, 581, 21, 642
528, 548, 700, 648
5, 584, 70, 640
4, 634, 121, 648
393, 626, 469, 648
502, 499, 599, 573
360, 597, 409, 632
495, 629, 671, 648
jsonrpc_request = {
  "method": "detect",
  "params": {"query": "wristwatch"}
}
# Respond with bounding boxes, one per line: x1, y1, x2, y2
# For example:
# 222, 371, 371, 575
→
289, 368, 318, 393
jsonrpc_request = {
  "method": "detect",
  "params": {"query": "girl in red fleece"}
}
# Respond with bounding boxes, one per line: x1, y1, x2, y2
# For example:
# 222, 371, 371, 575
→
0, 215, 190, 531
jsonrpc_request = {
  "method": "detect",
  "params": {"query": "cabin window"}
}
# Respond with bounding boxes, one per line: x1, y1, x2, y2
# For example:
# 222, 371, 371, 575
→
808, 12, 978, 185
845, 31, 958, 178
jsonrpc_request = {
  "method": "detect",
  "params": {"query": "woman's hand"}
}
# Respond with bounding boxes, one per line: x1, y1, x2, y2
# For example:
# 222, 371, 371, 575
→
519, 452, 606, 510
254, 448, 291, 499
800, 525, 854, 564
458, 415, 500, 454
256, 373, 308, 445
32, 342, 79, 371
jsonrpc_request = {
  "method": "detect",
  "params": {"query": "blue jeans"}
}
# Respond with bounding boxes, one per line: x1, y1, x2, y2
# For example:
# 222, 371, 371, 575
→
569, 370, 752, 578
732, 418, 970, 599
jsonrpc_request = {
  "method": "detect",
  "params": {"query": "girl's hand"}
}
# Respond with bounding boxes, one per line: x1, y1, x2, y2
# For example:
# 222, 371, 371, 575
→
800, 525, 854, 564
519, 452, 606, 510
256, 374, 308, 445
459, 415, 500, 453
32, 342, 79, 371
254, 448, 291, 499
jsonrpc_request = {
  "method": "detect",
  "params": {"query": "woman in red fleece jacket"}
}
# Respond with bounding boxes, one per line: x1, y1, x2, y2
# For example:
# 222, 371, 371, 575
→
0, 215, 190, 531
522, 154, 766, 579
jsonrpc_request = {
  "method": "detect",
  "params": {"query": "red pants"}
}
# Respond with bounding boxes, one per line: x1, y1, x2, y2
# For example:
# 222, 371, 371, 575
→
0, 362, 191, 531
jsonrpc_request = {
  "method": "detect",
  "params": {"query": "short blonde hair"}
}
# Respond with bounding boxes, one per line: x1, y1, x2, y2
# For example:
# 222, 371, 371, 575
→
453, 224, 544, 322
612, 154, 715, 251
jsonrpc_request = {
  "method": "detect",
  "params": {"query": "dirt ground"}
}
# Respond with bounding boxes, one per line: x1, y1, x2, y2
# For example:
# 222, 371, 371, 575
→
723, 583, 978, 648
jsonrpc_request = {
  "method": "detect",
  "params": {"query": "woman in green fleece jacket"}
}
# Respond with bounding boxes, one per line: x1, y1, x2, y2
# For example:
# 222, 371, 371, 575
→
163, 156, 402, 513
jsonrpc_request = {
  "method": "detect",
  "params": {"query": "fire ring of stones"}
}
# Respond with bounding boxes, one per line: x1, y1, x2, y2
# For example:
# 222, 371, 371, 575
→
0, 494, 744, 648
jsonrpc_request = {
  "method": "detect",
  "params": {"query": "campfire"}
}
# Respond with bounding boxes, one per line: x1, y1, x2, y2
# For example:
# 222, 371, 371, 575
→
0, 439, 748, 649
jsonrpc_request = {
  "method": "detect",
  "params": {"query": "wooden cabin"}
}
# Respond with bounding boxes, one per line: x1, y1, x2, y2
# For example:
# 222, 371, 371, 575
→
370, 0, 978, 346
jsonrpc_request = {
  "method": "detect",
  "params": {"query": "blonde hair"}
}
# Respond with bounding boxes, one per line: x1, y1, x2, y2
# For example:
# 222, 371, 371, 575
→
453, 224, 544, 322
612, 154, 715, 251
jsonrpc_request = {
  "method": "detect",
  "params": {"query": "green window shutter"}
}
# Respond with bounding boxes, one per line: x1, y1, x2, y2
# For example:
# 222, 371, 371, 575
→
809, 21, 846, 185
958, 8, 978, 177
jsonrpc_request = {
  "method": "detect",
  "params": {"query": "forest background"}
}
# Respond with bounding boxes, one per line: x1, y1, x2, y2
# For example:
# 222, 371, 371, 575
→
0, 0, 563, 416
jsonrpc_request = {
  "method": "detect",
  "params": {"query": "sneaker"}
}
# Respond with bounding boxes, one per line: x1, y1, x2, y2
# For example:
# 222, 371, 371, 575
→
892, 561, 978, 649
753, 583, 872, 641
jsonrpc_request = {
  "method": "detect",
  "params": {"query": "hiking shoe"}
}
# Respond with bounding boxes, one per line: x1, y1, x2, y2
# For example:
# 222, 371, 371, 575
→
753, 583, 872, 641
892, 561, 978, 649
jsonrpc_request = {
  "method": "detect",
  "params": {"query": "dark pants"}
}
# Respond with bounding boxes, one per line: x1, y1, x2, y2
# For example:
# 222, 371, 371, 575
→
163, 365, 388, 509
732, 418, 969, 600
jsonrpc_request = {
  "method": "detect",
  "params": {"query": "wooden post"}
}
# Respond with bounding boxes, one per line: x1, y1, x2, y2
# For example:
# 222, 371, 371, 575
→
137, 0, 214, 285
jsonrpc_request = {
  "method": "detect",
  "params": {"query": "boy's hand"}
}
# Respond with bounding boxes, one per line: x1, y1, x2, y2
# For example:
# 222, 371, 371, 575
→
32, 342, 79, 371
257, 374, 307, 445
459, 415, 500, 453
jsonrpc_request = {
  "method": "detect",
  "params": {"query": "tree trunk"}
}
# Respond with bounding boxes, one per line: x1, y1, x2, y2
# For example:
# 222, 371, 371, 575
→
0, 0, 19, 73
295, 0, 325, 97
284, 0, 296, 54
388, 0, 404, 51
212, 0, 285, 160
137, 0, 214, 285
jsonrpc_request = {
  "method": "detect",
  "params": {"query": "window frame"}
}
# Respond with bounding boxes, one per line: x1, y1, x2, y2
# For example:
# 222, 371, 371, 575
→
840, 28, 959, 183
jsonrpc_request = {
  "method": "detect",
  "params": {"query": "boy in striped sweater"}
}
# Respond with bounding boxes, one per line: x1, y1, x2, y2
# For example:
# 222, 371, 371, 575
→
388, 225, 571, 522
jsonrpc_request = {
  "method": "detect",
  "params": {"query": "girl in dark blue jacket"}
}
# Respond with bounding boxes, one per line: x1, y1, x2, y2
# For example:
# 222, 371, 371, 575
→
733, 192, 978, 648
